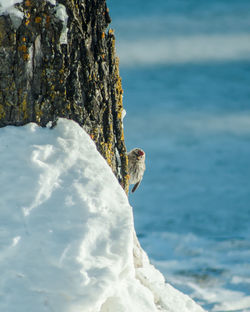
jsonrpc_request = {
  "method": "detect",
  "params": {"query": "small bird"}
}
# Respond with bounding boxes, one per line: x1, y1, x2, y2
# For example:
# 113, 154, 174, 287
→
127, 148, 146, 193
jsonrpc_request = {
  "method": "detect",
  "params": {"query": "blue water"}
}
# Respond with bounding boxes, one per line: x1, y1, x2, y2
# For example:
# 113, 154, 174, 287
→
107, 1, 250, 310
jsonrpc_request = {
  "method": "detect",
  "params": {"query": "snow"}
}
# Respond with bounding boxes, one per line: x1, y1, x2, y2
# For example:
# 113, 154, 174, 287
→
0, 0, 23, 28
0, 118, 205, 312
47, 0, 56, 5
0, 0, 22, 9
55, 4, 68, 44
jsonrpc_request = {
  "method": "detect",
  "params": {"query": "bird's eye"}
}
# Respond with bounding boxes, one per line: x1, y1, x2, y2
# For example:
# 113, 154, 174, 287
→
137, 150, 144, 156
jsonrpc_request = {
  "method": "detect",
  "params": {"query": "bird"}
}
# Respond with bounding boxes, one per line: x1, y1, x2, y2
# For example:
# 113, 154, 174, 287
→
127, 148, 146, 193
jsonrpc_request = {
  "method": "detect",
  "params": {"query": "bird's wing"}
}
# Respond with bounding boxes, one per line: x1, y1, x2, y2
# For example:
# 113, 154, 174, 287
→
131, 180, 141, 193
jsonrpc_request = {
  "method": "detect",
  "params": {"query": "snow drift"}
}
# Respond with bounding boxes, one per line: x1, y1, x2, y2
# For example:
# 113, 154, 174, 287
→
0, 119, 205, 312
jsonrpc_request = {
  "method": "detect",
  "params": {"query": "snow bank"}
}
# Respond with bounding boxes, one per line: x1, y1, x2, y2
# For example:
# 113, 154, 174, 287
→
0, 119, 205, 312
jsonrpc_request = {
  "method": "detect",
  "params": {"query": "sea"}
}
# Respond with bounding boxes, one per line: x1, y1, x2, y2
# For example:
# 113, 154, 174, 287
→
107, 0, 250, 311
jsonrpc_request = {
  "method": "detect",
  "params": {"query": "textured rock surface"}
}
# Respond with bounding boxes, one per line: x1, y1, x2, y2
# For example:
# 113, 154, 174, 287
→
0, 0, 128, 191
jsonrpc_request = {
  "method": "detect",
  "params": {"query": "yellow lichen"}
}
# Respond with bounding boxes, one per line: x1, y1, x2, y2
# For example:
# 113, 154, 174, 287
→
120, 130, 124, 141
18, 45, 27, 52
35, 16, 42, 23
108, 29, 114, 35
23, 53, 30, 61
35, 110, 43, 123
108, 33, 129, 192
17, 91, 28, 120
25, 12, 31, 26
22, 94, 28, 120
18, 44, 30, 61
0, 104, 6, 119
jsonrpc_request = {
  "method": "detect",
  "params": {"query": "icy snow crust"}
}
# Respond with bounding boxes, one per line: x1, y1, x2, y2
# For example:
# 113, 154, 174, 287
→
0, 119, 205, 312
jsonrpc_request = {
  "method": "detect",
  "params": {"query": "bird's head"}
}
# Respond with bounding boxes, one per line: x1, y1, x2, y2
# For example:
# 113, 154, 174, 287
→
134, 148, 145, 160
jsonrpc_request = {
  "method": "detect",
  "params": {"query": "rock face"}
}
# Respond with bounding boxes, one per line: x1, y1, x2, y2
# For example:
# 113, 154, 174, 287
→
0, 0, 128, 191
